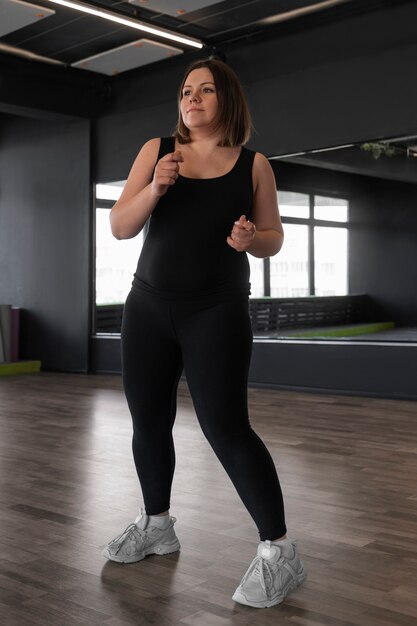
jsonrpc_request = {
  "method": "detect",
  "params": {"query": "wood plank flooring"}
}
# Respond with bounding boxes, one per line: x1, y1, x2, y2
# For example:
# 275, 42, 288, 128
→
0, 373, 416, 625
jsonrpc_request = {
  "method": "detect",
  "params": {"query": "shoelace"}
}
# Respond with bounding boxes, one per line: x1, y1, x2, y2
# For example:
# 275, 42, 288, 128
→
108, 523, 146, 555
240, 555, 274, 598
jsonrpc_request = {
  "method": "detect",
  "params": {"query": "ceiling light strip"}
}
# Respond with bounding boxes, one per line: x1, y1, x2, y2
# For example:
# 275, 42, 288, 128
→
44, 0, 204, 48
0, 42, 65, 65
261, 0, 353, 25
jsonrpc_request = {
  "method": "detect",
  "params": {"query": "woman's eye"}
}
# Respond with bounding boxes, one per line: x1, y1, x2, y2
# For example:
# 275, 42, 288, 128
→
182, 87, 214, 97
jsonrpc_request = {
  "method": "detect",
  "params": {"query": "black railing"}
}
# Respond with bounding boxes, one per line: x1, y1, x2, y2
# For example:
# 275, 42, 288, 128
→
248, 295, 373, 333
96, 294, 377, 335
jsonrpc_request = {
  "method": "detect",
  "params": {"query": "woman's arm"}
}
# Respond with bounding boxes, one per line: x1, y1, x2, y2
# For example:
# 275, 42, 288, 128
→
227, 152, 284, 258
110, 138, 183, 240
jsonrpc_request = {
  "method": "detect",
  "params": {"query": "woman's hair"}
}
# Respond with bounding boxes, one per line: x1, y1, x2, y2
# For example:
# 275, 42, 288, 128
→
173, 58, 253, 147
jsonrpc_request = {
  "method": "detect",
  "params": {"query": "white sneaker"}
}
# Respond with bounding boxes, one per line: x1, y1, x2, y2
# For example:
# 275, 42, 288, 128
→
102, 510, 180, 564
232, 539, 306, 608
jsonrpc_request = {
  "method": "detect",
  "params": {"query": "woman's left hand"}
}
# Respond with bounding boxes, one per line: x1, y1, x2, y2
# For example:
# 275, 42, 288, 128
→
227, 215, 256, 252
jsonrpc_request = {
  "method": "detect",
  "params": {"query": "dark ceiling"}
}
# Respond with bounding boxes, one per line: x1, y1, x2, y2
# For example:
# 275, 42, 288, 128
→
0, 0, 388, 76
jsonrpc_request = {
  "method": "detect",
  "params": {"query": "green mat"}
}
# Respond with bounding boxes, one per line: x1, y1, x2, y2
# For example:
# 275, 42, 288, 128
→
283, 321, 395, 338
0, 361, 42, 376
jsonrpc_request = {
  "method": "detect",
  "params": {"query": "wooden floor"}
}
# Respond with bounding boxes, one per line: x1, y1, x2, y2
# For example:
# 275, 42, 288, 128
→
0, 373, 417, 626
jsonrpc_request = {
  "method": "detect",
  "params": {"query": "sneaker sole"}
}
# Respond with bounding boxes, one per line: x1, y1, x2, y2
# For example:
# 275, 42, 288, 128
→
232, 570, 307, 608
102, 539, 181, 564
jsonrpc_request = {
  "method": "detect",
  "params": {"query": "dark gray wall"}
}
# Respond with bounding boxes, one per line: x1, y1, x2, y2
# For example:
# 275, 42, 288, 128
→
250, 341, 417, 401
0, 115, 91, 371
94, 0, 417, 182
0, 54, 108, 120
350, 179, 417, 325
91, 333, 417, 400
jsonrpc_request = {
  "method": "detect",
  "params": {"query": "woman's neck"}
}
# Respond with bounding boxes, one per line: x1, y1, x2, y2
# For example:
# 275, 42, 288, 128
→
187, 128, 222, 147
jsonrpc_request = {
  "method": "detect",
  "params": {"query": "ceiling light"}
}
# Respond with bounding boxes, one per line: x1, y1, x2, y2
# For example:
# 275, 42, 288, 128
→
72, 38, 182, 75
43, 0, 204, 48
260, 0, 352, 26
0, 41, 65, 65
128, 0, 224, 18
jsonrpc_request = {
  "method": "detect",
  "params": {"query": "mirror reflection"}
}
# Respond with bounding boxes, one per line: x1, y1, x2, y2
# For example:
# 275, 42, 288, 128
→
95, 135, 417, 344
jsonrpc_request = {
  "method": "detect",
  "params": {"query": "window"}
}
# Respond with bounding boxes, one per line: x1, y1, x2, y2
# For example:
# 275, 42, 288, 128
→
96, 183, 124, 202
270, 224, 309, 297
314, 195, 348, 222
95, 182, 144, 307
314, 226, 348, 296
94, 181, 349, 325
250, 190, 349, 297
95, 208, 143, 306
248, 255, 264, 297
279, 191, 309, 219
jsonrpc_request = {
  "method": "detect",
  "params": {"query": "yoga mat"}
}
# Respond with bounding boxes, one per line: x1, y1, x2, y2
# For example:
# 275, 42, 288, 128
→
0, 361, 41, 376
11, 307, 20, 362
0, 304, 12, 363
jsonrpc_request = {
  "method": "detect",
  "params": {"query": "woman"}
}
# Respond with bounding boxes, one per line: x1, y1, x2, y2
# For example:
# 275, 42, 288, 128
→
103, 58, 306, 609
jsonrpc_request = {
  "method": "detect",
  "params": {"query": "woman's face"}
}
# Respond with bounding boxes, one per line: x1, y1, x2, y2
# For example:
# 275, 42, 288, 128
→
180, 67, 219, 132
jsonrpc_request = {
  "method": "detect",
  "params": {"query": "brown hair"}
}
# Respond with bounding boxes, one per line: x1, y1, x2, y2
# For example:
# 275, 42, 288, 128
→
173, 59, 253, 147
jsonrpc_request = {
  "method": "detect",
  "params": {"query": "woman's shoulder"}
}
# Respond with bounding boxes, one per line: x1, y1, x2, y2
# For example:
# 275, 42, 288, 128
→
241, 146, 269, 167
252, 151, 274, 172
135, 137, 169, 166
249, 151, 275, 192
140, 137, 161, 155
146, 137, 161, 146
142, 136, 176, 159
134, 137, 159, 160
127, 138, 162, 177
243, 149, 271, 171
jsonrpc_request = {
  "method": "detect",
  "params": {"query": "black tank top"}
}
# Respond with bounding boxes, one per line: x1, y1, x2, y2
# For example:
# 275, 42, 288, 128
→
134, 136, 256, 300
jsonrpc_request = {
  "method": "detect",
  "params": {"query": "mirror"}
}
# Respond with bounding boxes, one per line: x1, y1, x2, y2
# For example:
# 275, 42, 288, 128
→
94, 135, 417, 344
272, 136, 417, 184
269, 135, 417, 343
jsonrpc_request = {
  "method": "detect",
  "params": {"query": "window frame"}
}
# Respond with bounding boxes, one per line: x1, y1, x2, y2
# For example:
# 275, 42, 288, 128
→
258, 185, 350, 297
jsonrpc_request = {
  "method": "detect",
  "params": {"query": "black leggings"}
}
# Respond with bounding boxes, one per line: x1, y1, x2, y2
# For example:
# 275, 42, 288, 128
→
121, 288, 287, 541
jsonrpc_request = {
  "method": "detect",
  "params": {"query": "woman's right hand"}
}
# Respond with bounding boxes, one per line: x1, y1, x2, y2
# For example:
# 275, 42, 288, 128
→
151, 150, 183, 198
110, 140, 183, 240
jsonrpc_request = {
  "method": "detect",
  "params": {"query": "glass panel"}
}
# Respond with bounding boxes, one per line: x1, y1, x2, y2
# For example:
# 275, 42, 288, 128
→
96, 182, 125, 201
270, 224, 309, 297
314, 195, 348, 222
278, 190, 309, 219
314, 227, 348, 296
248, 256, 264, 297
95, 208, 143, 305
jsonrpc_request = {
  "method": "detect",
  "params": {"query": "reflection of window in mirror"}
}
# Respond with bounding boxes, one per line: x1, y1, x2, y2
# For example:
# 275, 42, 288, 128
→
93, 182, 349, 333
271, 191, 348, 297
314, 195, 348, 222
248, 255, 264, 297
314, 226, 347, 296
95, 183, 143, 331
279, 190, 309, 219
270, 223, 309, 297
